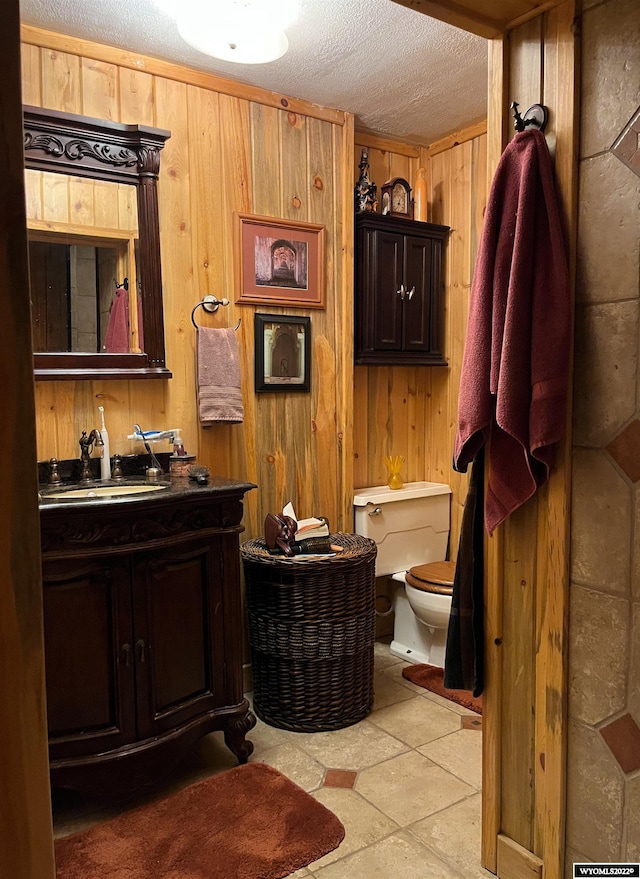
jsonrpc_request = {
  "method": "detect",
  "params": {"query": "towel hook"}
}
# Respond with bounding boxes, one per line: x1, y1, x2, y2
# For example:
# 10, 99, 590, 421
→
191, 296, 241, 331
510, 101, 548, 133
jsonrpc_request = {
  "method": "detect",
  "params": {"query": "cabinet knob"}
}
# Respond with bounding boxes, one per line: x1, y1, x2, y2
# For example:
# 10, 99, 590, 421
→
136, 639, 146, 663
395, 284, 415, 301
121, 643, 132, 666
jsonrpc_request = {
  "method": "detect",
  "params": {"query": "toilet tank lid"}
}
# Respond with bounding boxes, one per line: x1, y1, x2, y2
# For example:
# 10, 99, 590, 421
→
353, 481, 452, 506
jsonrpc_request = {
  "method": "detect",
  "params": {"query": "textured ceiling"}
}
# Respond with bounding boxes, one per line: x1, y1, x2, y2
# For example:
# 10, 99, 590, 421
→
19, 0, 488, 145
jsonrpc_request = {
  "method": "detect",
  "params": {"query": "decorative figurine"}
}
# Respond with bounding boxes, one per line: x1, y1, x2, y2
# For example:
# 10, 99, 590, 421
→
354, 147, 377, 213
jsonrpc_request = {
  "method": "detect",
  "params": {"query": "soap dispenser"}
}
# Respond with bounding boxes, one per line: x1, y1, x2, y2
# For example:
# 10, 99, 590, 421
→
172, 430, 186, 456
169, 431, 196, 477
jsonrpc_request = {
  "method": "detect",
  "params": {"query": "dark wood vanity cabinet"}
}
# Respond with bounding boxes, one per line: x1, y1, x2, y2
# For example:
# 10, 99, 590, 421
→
40, 480, 256, 793
355, 212, 450, 365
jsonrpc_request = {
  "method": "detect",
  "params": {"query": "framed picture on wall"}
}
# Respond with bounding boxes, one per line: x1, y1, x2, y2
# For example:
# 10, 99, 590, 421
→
235, 213, 325, 309
254, 313, 311, 393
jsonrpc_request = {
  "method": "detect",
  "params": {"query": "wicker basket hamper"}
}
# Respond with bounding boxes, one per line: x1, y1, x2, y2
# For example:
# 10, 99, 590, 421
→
241, 532, 377, 732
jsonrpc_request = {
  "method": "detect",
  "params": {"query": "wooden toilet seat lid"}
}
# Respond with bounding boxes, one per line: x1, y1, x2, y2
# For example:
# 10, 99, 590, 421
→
406, 560, 455, 595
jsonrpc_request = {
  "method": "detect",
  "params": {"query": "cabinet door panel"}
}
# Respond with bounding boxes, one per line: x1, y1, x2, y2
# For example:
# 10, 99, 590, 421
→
403, 235, 432, 351
373, 230, 403, 350
132, 537, 225, 738
42, 559, 136, 758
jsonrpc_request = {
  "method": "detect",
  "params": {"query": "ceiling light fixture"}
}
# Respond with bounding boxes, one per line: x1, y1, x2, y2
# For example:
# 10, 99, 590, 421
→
174, 0, 299, 64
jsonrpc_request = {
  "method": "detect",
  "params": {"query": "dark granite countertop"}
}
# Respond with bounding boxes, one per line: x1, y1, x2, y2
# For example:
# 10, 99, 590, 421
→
39, 468, 256, 513
38, 476, 257, 512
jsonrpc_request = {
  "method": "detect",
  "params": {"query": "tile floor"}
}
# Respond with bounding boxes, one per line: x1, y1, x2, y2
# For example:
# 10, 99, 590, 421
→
53, 639, 492, 879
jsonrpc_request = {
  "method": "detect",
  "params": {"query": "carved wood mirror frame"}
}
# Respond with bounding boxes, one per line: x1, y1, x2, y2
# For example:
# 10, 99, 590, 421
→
23, 105, 172, 381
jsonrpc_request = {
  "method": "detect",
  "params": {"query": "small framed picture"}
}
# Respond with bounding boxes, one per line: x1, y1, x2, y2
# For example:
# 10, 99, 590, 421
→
254, 313, 311, 393
235, 213, 325, 309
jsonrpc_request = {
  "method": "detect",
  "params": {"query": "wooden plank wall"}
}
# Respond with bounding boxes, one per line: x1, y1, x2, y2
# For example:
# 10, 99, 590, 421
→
482, 3, 577, 878
353, 126, 487, 556
21, 29, 354, 539
24, 173, 138, 235
352, 130, 426, 513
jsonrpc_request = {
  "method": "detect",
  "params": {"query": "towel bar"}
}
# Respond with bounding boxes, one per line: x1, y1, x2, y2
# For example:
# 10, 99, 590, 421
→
191, 296, 241, 331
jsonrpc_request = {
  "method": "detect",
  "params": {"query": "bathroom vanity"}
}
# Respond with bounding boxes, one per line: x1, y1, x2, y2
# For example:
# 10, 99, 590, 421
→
39, 475, 256, 794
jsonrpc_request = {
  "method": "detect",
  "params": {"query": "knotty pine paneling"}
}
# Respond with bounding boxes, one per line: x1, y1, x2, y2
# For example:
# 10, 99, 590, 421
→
25, 172, 138, 232
481, 6, 577, 877
353, 129, 487, 557
22, 33, 352, 541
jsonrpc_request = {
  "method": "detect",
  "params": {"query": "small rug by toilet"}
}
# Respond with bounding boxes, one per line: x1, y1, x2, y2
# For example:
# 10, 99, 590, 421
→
55, 762, 345, 879
402, 664, 483, 714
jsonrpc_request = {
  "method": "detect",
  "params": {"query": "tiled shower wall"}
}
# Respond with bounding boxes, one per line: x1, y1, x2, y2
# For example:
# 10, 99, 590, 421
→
566, 0, 640, 868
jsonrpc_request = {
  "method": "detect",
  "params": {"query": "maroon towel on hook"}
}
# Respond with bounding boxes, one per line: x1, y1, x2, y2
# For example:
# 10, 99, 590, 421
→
453, 129, 570, 535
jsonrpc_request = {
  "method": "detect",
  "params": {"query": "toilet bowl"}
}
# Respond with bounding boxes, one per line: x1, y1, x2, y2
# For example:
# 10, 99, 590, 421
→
353, 482, 454, 668
390, 561, 455, 666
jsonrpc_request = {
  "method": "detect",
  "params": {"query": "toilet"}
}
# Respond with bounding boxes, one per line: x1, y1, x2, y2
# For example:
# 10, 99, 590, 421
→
354, 481, 454, 667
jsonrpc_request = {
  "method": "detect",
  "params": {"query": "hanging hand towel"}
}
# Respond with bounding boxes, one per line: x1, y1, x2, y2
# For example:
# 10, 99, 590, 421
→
104, 284, 144, 353
453, 129, 571, 535
197, 327, 244, 424
104, 286, 129, 353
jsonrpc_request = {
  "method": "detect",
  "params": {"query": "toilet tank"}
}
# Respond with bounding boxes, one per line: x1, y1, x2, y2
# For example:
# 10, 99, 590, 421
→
353, 481, 452, 577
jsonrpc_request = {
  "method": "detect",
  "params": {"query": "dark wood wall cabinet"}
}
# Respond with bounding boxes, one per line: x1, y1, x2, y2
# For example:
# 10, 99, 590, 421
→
355, 213, 450, 365
39, 478, 256, 794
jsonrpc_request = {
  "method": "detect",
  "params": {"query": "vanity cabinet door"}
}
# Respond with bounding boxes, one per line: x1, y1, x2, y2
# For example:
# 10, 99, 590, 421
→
131, 536, 226, 739
42, 557, 136, 759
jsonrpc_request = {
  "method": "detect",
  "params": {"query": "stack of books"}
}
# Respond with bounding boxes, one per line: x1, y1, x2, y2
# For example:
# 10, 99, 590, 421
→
294, 516, 329, 540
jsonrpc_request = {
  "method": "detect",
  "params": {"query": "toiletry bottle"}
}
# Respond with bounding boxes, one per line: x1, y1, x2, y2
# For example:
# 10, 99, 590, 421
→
98, 405, 112, 480
173, 430, 186, 457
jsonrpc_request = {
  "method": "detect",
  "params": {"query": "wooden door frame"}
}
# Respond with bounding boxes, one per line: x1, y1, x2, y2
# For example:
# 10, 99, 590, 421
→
1, 2, 578, 876
0, 1, 56, 876
481, 4, 578, 878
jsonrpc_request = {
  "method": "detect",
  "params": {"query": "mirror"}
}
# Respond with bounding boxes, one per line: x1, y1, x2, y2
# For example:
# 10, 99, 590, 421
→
28, 227, 140, 355
23, 106, 172, 380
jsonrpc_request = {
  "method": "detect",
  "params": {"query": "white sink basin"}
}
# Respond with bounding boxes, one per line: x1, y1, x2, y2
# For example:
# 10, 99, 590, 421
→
43, 483, 169, 500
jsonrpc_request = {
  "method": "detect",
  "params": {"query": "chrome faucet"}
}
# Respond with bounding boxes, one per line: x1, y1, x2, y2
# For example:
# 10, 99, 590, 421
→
78, 429, 103, 482
133, 424, 163, 478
